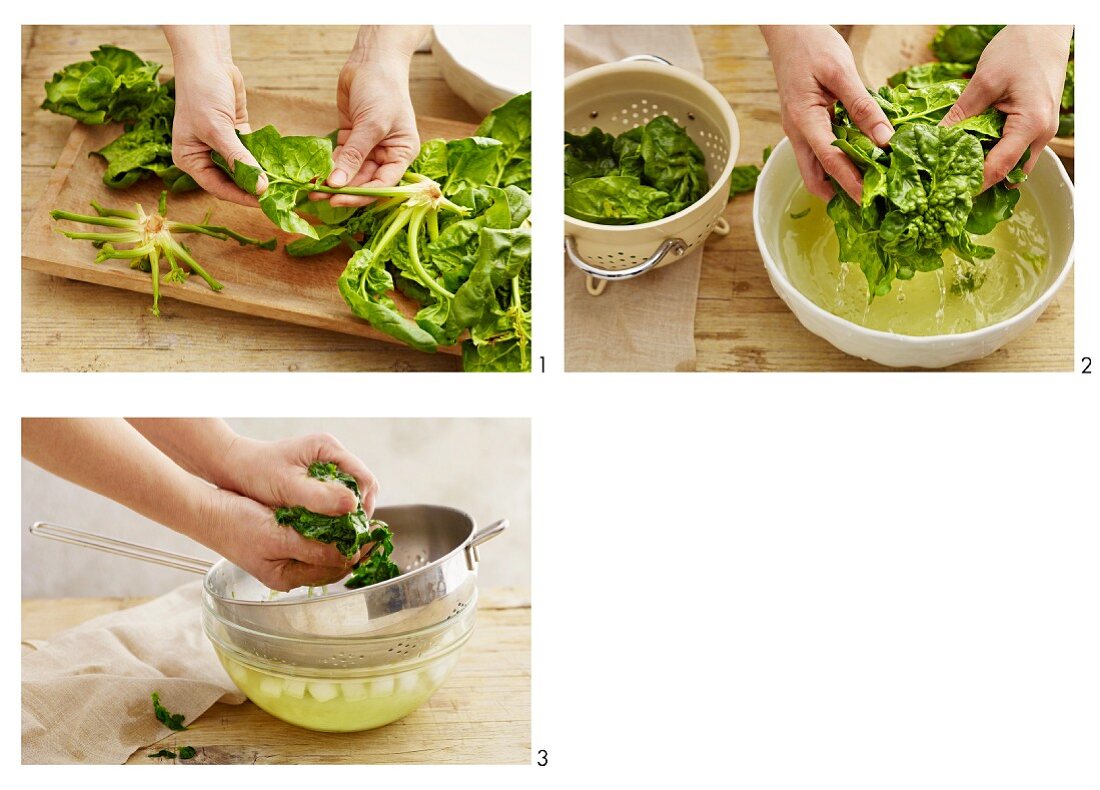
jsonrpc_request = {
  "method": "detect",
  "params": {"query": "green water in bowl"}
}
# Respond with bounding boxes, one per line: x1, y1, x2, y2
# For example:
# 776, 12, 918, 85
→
778, 185, 1052, 336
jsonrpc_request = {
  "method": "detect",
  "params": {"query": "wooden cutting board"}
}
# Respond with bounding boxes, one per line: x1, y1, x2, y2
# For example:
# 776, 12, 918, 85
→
22, 89, 477, 355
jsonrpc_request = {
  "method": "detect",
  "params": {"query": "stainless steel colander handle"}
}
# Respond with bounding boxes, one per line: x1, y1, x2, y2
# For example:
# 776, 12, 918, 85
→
464, 518, 508, 570
29, 521, 213, 575
564, 235, 688, 282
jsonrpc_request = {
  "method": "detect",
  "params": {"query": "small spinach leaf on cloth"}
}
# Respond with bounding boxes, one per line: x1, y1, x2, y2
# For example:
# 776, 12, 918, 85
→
151, 691, 189, 731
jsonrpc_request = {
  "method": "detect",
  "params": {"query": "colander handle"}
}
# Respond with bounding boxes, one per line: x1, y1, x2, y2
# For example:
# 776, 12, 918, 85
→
464, 518, 508, 570
29, 521, 214, 575
620, 54, 673, 66
564, 235, 688, 282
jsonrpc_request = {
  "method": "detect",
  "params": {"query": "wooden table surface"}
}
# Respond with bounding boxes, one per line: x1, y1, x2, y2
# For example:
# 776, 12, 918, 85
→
21, 587, 531, 764
690, 25, 1074, 371
22, 25, 480, 371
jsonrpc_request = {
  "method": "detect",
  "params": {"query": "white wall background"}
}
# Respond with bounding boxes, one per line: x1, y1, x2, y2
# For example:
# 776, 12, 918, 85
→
21, 418, 530, 598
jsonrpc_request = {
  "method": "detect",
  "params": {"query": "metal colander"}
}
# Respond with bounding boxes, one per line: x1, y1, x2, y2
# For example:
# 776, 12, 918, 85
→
29, 504, 507, 648
564, 56, 741, 295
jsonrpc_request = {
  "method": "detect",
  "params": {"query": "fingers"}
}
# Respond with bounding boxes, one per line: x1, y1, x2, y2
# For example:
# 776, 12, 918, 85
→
790, 132, 834, 201
829, 70, 894, 148
797, 105, 864, 202
208, 124, 268, 196
277, 521, 358, 569
295, 433, 381, 517
328, 123, 387, 188
940, 74, 998, 129
321, 152, 380, 209
172, 150, 260, 208
981, 127, 1036, 192
264, 560, 351, 592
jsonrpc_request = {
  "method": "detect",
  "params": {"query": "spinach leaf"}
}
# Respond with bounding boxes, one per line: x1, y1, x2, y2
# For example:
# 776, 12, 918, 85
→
179, 746, 197, 759
888, 62, 972, 88
212, 126, 336, 238
42, 45, 163, 124
151, 691, 189, 731
475, 92, 532, 190
563, 115, 710, 225
730, 165, 761, 197
274, 461, 377, 558
564, 176, 670, 224
274, 461, 400, 589
825, 77, 1029, 299
42, 48, 197, 193
930, 25, 1005, 64
148, 749, 177, 759
564, 128, 618, 187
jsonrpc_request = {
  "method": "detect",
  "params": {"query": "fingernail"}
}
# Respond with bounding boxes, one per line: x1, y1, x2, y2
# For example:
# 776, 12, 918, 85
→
872, 123, 894, 147
330, 168, 348, 187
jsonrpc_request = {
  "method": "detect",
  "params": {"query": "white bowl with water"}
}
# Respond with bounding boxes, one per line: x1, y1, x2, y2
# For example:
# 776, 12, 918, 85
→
753, 137, 1074, 369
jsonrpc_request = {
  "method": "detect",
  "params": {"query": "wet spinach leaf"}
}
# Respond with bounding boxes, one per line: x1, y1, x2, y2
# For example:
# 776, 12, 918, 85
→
826, 78, 1026, 299
563, 115, 709, 225
274, 462, 400, 589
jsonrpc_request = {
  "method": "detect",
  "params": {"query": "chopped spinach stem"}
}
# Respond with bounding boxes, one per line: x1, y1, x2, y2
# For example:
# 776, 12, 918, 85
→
59, 230, 144, 244
50, 210, 135, 229
90, 200, 139, 219
164, 237, 223, 291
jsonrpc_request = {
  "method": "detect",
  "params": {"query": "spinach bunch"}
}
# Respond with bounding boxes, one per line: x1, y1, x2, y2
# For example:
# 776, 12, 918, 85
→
890, 25, 1074, 137
51, 191, 276, 315
41, 46, 197, 193
564, 115, 710, 224
42, 45, 163, 124
827, 79, 1027, 299
215, 93, 533, 372
274, 461, 400, 589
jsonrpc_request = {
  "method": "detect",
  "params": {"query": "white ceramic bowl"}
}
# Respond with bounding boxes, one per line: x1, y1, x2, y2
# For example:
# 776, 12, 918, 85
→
431, 26, 531, 116
753, 137, 1075, 368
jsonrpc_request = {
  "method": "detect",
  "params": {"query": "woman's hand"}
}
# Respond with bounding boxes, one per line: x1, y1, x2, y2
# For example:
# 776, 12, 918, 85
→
763, 25, 895, 202
215, 432, 380, 519
940, 26, 1073, 191
321, 26, 426, 208
196, 487, 361, 591
164, 26, 266, 206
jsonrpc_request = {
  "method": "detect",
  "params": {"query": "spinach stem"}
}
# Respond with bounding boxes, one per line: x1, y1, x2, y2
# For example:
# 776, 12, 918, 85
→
406, 206, 454, 301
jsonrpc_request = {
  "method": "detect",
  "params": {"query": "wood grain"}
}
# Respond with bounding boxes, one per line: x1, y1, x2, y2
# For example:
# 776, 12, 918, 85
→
686, 25, 1073, 372
22, 25, 482, 372
21, 588, 531, 765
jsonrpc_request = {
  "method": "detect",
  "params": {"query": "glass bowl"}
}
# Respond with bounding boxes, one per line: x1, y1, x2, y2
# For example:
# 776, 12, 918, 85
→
202, 590, 476, 732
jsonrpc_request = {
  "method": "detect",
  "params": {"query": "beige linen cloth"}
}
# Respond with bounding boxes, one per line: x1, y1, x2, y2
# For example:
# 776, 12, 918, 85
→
22, 580, 244, 764
565, 26, 706, 372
